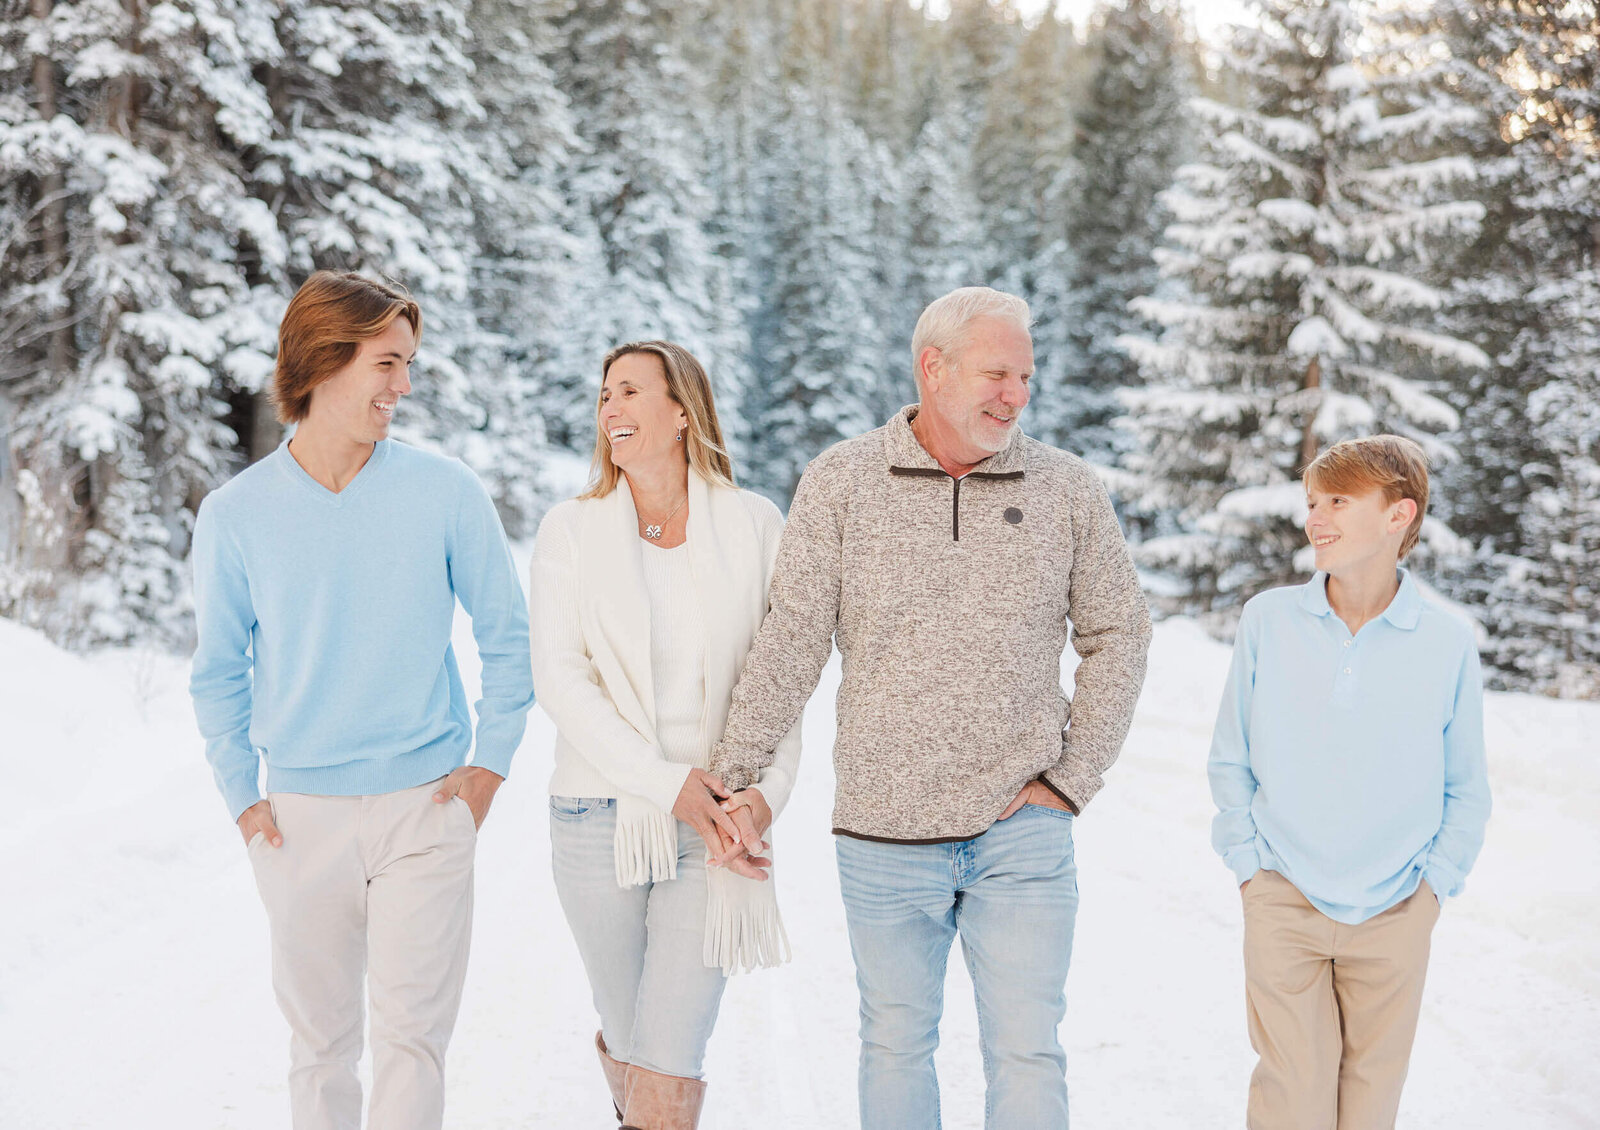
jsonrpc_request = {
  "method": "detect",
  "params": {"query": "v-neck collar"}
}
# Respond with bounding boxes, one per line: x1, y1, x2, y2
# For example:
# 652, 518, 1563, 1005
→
275, 436, 391, 507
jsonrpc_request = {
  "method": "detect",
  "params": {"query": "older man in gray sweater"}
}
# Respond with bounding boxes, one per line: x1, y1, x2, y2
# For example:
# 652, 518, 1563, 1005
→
712, 286, 1151, 1129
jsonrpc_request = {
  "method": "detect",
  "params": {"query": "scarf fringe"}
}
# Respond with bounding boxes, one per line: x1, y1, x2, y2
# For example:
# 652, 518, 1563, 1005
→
612, 794, 791, 976
613, 795, 679, 887
704, 860, 792, 976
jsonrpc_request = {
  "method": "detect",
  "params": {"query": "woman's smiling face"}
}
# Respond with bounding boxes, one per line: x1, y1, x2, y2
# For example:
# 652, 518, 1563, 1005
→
598, 351, 689, 476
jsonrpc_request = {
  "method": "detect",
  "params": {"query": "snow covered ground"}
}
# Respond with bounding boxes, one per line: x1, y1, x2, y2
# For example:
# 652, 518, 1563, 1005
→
2, 575, 1597, 1128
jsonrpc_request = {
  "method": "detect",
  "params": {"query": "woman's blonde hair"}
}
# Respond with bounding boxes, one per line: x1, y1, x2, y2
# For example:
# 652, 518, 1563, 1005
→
579, 341, 737, 500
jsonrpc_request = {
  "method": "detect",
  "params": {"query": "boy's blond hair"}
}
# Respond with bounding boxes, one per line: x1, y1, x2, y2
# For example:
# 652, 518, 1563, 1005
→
1303, 435, 1430, 559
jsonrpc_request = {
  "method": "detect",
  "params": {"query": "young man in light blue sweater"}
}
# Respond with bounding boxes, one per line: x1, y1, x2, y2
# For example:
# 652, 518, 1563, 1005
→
189, 272, 534, 1130
1208, 435, 1491, 1130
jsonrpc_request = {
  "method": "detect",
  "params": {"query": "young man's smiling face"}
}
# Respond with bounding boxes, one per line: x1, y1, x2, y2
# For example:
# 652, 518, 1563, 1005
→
1304, 483, 1416, 575
305, 316, 416, 445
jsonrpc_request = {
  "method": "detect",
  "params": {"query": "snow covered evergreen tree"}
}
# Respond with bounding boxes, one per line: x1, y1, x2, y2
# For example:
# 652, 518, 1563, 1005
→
1496, 271, 1600, 694
1472, 1, 1600, 693
1364, 0, 1531, 560
1, 0, 281, 645
546, 0, 742, 451
948, 0, 1027, 284
1119, 0, 1487, 614
740, 0, 884, 501
984, 10, 1080, 449
254, 0, 510, 461
2, 0, 574, 641
1045, 0, 1193, 462
459, 0, 591, 528
692, 0, 784, 473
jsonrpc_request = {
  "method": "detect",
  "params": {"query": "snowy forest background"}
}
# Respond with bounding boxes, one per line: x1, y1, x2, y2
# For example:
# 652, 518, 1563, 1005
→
1, 0, 1596, 695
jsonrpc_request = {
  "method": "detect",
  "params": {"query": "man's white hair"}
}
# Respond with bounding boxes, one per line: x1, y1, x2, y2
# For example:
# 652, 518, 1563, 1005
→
910, 286, 1032, 382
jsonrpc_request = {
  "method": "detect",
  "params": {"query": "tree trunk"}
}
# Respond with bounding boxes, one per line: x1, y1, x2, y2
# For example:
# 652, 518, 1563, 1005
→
1298, 354, 1323, 472
30, 0, 71, 375
249, 390, 282, 463
110, 0, 143, 137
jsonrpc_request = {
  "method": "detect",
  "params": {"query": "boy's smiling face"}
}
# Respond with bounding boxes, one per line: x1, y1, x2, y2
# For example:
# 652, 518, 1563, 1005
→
1304, 484, 1417, 576
305, 316, 416, 445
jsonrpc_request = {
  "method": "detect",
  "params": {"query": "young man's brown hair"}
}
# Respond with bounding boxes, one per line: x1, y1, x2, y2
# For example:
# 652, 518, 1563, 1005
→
1303, 434, 1430, 558
272, 271, 422, 424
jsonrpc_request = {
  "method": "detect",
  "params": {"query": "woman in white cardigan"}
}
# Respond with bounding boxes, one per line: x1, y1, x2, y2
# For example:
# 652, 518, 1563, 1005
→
530, 341, 801, 1130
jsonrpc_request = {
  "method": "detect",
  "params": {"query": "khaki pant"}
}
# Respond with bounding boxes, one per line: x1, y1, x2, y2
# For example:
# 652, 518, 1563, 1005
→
248, 778, 477, 1130
1242, 869, 1439, 1130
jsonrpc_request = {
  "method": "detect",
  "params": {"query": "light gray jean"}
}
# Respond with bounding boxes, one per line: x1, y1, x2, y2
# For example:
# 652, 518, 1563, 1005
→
548, 796, 728, 1078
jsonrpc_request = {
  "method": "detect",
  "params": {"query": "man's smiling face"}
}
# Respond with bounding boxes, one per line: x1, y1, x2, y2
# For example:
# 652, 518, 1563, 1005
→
924, 315, 1033, 463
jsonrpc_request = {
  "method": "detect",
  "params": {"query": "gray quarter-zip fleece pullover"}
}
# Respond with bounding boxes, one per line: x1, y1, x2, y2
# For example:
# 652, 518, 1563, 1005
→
713, 406, 1152, 843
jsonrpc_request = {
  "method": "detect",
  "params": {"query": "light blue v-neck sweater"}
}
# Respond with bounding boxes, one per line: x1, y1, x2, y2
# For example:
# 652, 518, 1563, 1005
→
190, 438, 534, 820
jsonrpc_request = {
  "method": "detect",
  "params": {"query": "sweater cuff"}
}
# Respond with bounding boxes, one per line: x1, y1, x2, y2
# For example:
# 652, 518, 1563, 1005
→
711, 741, 757, 793
1422, 860, 1460, 903
1040, 762, 1100, 814
470, 742, 516, 781
219, 761, 263, 823
1036, 775, 1080, 814
641, 761, 694, 817
754, 765, 795, 821
1226, 848, 1262, 887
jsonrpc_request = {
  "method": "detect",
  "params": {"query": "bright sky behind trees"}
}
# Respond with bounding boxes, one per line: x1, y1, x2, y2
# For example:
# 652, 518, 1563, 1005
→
976, 0, 1254, 40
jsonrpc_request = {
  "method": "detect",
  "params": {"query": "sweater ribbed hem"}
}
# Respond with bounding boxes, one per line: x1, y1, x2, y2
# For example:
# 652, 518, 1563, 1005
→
265, 743, 464, 798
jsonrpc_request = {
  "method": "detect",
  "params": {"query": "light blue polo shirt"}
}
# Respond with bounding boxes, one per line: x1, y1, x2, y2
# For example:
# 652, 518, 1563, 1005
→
1208, 570, 1491, 924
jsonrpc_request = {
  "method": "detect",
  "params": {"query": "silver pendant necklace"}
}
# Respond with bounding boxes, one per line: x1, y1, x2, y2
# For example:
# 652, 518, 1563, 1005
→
642, 494, 687, 540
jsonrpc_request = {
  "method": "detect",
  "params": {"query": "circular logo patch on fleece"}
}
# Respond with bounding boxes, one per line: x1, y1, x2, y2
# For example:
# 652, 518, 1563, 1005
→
1004, 507, 1023, 524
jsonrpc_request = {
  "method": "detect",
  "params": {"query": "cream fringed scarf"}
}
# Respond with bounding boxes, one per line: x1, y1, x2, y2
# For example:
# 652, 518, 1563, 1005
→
576, 474, 791, 975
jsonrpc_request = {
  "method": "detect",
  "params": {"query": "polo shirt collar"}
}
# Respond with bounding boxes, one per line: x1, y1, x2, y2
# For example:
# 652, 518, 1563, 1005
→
1298, 573, 1334, 617
1297, 568, 1422, 630
1381, 569, 1422, 630
884, 404, 1027, 476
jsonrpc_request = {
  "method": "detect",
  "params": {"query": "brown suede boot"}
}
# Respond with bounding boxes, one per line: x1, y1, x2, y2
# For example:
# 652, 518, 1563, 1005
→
595, 1031, 629, 1122
618, 1063, 707, 1130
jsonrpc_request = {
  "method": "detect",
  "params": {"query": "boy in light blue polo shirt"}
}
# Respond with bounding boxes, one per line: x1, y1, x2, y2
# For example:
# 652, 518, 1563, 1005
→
1208, 434, 1490, 1130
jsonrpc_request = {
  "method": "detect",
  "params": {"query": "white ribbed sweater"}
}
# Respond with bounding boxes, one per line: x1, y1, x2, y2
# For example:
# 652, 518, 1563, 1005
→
640, 542, 706, 769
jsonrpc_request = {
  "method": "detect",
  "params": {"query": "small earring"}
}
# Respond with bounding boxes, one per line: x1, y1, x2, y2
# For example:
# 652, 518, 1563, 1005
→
675, 428, 684, 442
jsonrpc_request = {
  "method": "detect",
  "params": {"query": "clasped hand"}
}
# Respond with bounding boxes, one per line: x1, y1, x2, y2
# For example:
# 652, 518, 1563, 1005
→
671, 768, 773, 881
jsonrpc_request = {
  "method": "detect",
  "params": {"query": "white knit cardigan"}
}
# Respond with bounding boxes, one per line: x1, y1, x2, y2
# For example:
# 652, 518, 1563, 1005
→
529, 472, 803, 972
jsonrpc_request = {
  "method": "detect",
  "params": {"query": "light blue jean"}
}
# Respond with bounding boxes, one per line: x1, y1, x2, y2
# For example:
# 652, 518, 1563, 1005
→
836, 804, 1080, 1130
548, 796, 727, 1079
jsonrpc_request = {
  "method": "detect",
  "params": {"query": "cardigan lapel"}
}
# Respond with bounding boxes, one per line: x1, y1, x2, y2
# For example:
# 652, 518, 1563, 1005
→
578, 480, 657, 738
686, 477, 766, 748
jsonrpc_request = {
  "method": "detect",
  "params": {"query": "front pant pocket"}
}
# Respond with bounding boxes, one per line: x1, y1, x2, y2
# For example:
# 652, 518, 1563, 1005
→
550, 795, 608, 820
